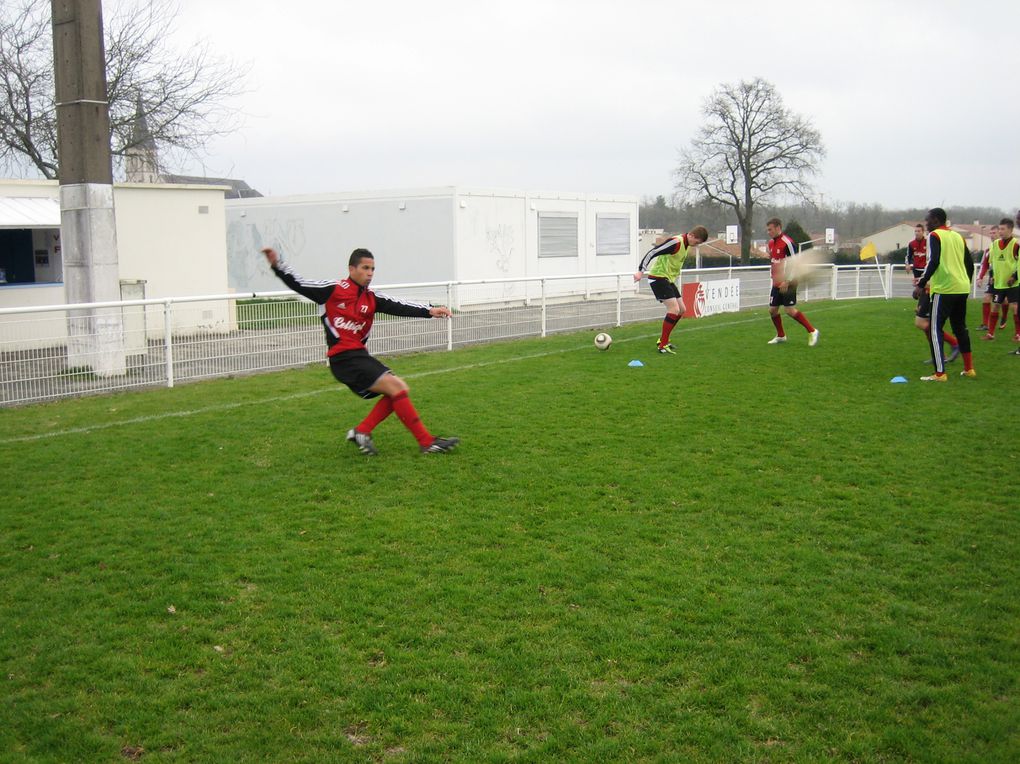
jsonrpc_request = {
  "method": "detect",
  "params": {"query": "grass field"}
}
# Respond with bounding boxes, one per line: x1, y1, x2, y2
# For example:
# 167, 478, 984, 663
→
1, 299, 1018, 763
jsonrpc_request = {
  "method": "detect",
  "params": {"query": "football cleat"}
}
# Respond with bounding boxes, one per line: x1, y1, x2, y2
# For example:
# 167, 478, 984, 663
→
1012, 348, 1020, 355
1013, 333, 1020, 343
808, 329, 820, 347
976, 324, 988, 331
1000, 319, 1008, 329
981, 333, 995, 341
767, 336, 787, 345
920, 373, 948, 382
421, 436, 460, 454
656, 342, 676, 355
946, 346, 960, 363
346, 428, 378, 456
959, 369, 977, 378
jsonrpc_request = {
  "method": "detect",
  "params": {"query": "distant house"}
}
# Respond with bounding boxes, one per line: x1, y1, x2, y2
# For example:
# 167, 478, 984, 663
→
862, 219, 998, 259
950, 222, 996, 254
696, 238, 768, 266
859, 222, 920, 256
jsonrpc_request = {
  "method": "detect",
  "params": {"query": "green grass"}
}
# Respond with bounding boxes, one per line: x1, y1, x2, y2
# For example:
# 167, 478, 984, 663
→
1, 299, 1018, 763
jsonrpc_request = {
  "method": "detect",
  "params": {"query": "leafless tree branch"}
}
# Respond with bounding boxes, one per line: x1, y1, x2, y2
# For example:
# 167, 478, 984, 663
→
0, 0, 250, 180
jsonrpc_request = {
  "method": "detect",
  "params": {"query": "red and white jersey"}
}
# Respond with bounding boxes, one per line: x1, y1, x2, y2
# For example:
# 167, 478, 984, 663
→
906, 238, 927, 277
270, 260, 433, 356
768, 234, 796, 286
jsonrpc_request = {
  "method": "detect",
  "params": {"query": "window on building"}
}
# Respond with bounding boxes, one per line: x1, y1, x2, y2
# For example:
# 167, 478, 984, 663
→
596, 215, 630, 257
538, 213, 578, 258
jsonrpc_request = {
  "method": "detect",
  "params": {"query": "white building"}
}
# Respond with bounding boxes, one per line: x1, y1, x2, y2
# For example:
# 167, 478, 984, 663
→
225, 186, 639, 298
0, 178, 230, 308
860, 222, 920, 257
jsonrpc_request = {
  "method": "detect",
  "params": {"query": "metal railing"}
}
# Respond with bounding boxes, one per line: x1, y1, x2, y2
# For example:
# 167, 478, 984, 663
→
0, 263, 900, 406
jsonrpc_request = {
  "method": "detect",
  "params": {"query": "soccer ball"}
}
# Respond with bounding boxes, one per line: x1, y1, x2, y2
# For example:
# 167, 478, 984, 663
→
784, 248, 826, 285
594, 332, 612, 351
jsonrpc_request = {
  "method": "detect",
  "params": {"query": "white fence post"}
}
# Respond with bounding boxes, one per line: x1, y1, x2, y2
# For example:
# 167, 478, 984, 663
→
830, 265, 838, 301
446, 282, 454, 351
541, 279, 547, 338
616, 275, 623, 327
163, 300, 175, 389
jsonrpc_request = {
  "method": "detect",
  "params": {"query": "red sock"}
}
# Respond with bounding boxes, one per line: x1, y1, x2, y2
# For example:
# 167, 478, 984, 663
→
988, 312, 998, 336
357, 396, 393, 434
1014, 310, 1020, 333
659, 312, 680, 346
793, 312, 815, 333
391, 391, 432, 447
944, 332, 958, 348
771, 314, 785, 337
982, 303, 991, 325
963, 352, 973, 372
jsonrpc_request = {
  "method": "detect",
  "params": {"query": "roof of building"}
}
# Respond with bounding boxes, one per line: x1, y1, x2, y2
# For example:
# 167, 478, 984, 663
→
698, 238, 768, 259
162, 174, 263, 199
0, 196, 61, 229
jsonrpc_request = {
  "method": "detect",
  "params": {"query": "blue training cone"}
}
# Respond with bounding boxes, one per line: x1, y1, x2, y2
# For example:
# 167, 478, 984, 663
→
890, 376, 908, 384
628, 360, 644, 367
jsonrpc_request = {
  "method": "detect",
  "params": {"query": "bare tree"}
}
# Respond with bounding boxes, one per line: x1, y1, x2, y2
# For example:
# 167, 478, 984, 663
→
0, 0, 248, 180
675, 78, 825, 263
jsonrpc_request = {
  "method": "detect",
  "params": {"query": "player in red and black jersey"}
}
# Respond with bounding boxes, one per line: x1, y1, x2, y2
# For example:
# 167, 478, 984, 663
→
906, 222, 960, 363
975, 248, 995, 331
765, 218, 819, 346
262, 246, 459, 455
905, 222, 927, 278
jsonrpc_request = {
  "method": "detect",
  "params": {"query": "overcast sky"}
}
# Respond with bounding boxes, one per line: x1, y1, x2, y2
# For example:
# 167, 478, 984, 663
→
155, 0, 1017, 211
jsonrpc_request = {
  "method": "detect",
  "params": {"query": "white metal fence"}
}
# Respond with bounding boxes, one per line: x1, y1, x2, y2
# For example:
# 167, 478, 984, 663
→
0, 264, 902, 406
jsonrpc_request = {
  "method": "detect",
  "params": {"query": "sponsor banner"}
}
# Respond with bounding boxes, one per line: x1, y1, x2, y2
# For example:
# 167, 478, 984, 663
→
681, 278, 741, 318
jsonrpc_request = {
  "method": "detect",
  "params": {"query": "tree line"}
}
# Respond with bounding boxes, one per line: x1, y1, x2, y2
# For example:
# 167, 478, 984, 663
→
640, 196, 1011, 244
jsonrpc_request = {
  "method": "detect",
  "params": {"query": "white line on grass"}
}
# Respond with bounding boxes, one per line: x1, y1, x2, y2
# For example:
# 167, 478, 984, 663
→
1, 305, 854, 444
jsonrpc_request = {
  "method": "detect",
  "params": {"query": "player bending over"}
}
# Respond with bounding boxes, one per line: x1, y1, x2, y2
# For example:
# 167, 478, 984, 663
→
262, 246, 459, 455
634, 226, 709, 354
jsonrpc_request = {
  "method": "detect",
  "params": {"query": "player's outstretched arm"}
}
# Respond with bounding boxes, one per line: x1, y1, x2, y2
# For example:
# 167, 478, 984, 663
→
429, 306, 452, 318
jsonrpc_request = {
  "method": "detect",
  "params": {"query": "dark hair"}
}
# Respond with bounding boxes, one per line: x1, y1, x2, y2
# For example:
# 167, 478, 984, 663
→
927, 208, 947, 226
767, 217, 782, 228
689, 225, 709, 242
349, 248, 374, 267
999, 218, 1014, 227
915, 222, 925, 228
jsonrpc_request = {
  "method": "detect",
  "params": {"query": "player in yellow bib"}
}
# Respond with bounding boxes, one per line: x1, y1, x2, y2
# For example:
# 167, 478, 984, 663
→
634, 226, 709, 354
981, 217, 1019, 342
916, 208, 976, 380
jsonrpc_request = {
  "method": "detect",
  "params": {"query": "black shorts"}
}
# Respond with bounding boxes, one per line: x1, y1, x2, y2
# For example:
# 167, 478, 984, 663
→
985, 279, 996, 295
992, 287, 1019, 305
649, 277, 681, 302
915, 290, 932, 319
329, 349, 391, 399
769, 284, 798, 307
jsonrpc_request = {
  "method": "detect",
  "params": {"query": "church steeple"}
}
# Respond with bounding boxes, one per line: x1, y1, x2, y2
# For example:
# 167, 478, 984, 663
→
124, 97, 161, 183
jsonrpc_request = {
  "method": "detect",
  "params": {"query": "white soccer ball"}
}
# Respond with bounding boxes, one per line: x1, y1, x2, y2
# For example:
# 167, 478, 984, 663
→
594, 332, 612, 351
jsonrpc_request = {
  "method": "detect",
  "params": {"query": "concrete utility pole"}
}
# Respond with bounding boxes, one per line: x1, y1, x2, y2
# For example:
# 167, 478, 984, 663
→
52, 0, 125, 376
